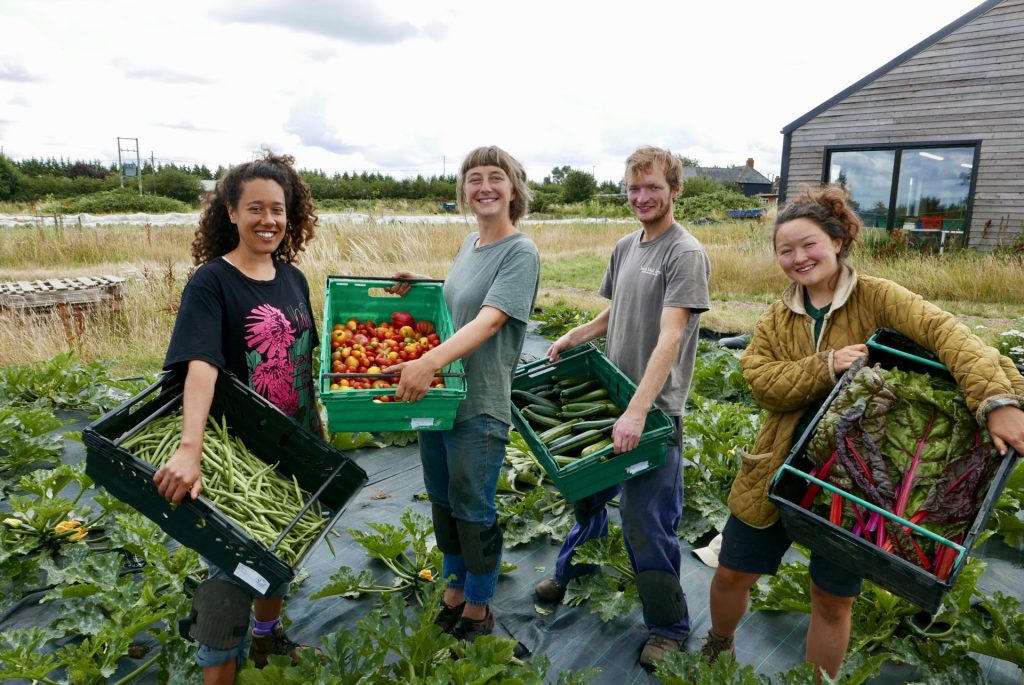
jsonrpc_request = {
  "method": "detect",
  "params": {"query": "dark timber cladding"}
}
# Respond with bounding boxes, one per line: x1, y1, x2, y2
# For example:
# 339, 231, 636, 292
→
778, 0, 1024, 250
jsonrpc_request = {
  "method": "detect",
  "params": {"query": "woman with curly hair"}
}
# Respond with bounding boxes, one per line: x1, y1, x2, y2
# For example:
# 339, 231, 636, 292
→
154, 151, 321, 684
700, 185, 1024, 677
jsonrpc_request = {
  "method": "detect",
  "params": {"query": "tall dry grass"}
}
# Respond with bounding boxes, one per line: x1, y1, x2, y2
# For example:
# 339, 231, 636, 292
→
1, 218, 1021, 373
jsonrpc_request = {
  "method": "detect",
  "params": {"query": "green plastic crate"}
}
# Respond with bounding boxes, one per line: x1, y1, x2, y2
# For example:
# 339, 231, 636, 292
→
319, 276, 466, 432
511, 344, 674, 501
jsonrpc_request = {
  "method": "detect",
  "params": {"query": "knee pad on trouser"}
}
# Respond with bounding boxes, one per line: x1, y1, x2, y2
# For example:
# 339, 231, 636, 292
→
431, 504, 462, 555
636, 570, 688, 627
572, 497, 605, 524
457, 520, 503, 574
179, 578, 250, 650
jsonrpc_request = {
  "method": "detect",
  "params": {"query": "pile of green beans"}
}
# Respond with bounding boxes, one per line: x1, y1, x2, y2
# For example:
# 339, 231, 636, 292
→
121, 412, 327, 565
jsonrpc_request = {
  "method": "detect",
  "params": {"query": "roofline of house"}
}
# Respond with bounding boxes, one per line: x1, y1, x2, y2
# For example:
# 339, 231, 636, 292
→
780, 0, 1004, 135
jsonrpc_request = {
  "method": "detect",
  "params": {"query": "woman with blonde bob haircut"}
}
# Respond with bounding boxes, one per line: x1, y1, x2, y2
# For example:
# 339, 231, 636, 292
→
388, 145, 540, 642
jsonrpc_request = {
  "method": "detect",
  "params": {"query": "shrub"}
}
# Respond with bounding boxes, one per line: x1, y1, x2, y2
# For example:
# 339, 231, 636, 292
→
0, 156, 19, 200
994, 325, 1024, 367
40, 189, 191, 214
153, 167, 204, 205
678, 189, 759, 219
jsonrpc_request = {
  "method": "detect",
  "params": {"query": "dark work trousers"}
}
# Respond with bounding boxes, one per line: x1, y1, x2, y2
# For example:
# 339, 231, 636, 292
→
553, 417, 689, 640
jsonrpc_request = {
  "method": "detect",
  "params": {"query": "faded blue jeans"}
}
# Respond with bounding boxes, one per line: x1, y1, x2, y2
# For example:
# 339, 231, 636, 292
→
419, 413, 509, 605
553, 417, 689, 640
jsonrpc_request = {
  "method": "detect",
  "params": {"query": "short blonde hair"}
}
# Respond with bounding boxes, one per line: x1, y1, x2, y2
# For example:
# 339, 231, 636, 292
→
457, 146, 532, 224
625, 146, 684, 192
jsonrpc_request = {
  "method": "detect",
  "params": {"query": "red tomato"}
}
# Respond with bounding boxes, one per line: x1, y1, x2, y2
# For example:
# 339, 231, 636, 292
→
414, 320, 435, 336
391, 311, 414, 328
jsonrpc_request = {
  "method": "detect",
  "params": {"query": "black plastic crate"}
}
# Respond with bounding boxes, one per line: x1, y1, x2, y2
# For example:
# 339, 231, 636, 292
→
769, 329, 1019, 614
83, 371, 367, 598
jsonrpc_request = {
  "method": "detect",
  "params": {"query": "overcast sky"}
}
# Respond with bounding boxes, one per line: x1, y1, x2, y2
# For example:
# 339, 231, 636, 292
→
0, 0, 986, 183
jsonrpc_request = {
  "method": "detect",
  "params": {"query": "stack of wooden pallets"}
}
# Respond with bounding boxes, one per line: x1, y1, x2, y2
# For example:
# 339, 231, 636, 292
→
0, 275, 127, 312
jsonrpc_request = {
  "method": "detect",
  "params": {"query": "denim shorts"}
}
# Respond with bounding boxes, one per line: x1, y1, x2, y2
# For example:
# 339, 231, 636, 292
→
194, 560, 289, 668
718, 514, 863, 597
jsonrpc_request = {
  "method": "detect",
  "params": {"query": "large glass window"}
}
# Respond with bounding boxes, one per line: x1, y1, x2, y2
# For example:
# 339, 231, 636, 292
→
825, 144, 976, 234
829, 150, 896, 228
893, 147, 973, 231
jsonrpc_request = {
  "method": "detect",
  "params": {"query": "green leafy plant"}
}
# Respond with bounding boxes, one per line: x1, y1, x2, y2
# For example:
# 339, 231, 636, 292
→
0, 353, 145, 414
562, 525, 639, 621
0, 405, 67, 491
532, 302, 600, 342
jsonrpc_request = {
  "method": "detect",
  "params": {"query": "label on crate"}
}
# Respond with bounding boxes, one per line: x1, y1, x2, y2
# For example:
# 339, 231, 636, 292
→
233, 563, 271, 595
411, 418, 436, 428
625, 461, 650, 475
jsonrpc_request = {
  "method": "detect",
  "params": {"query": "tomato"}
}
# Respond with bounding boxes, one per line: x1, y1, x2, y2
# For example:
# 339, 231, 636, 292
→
331, 340, 340, 350
399, 350, 409, 361
331, 360, 344, 372
371, 379, 390, 389
414, 320, 435, 335
330, 383, 340, 391
346, 318, 358, 331
367, 365, 381, 374
387, 351, 399, 361
391, 311, 414, 328
345, 356, 359, 369
398, 325, 415, 339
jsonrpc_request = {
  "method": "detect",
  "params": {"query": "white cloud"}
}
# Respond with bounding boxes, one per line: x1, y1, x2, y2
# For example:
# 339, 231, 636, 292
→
0, 0, 987, 183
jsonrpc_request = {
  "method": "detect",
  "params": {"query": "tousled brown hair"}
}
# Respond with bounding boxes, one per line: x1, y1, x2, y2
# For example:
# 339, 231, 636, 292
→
456, 146, 532, 225
774, 185, 861, 260
625, 146, 684, 192
191, 151, 317, 265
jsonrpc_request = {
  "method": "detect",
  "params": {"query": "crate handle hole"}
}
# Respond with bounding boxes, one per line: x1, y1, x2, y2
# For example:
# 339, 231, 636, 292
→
367, 287, 400, 298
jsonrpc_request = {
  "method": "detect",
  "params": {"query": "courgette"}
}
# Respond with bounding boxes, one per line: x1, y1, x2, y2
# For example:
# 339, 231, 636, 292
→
572, 417, 617, 432
537, 419, 580, 444
580, 438, 614, 458
553, 375, 587, 389
521, 406, 564, 428
524, 403, 561, 418
549, 428, 609, 456
570, 387, 609, 403
559, 379, 601, 401
511, 389, 558, 409
559, 404, 610, 419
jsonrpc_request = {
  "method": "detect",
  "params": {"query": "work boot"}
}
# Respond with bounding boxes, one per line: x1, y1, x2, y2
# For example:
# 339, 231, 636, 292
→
639, 634, 683, 671
698, 629, 736, 664
248, 624, 319, 668
434, 600, 466, 634
452, 607, 494, 642
535, 578, 567, 603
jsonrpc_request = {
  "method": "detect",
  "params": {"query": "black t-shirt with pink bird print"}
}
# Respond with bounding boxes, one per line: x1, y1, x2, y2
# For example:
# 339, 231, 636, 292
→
164, 256, 321, 434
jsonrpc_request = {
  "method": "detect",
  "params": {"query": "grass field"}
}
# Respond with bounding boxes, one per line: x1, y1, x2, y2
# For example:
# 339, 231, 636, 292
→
1, 218, 1022, 374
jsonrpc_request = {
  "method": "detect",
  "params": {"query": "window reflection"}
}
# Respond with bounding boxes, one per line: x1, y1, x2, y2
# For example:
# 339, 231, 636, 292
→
894, 147, 973, 231
829, 150, 895, 227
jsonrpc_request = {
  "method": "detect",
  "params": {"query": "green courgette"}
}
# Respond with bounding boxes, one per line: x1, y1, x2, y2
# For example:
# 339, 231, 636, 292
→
511, 389, 558, 409
524, 403, 561, 418
521, 406, 564, 428
580, 438, 614, 458
549, 428, 609, 456
537, 419, 581, 444
570, 387, 609, 403
572, 417, 617, 431
559, 379, 601, 400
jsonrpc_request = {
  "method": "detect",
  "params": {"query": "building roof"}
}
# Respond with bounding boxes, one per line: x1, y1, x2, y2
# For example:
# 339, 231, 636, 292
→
781, 0, 1005, 134
683, 164, 772, 186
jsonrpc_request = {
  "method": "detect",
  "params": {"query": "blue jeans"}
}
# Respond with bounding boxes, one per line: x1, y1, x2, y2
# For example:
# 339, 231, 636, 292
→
195, 560, 289, 668
554, 417, 690, 640
419, 413, 509, 605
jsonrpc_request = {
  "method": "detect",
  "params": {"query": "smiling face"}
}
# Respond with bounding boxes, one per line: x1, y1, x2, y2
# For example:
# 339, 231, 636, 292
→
227, 178, 288, 260
774, 217, 844, 295
462, 165, 514, 221
626, 165, 679, 230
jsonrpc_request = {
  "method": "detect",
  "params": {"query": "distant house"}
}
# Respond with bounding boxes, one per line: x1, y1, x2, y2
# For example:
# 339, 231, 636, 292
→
683, 159, 773, 197
779, 0, 1024, 250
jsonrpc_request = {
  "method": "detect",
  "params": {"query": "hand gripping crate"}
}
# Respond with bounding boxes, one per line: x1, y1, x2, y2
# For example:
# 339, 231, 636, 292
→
511, 344, 675, 501
769, 328, 1019, 614
319, 276, 466, 433
83, 371, 368, 598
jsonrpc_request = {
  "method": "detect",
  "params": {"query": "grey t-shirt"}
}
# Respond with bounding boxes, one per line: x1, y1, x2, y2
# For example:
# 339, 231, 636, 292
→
445, 231, 540, 425
599, 223, 711, 415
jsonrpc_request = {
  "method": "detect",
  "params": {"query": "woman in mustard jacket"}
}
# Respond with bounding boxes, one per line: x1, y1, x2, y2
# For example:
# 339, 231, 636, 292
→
700, 185, 1024, 677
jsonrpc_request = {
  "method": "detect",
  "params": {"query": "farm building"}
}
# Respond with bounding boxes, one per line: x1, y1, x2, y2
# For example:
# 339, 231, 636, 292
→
778, 0, 1024, 250
683, 158, 774, 197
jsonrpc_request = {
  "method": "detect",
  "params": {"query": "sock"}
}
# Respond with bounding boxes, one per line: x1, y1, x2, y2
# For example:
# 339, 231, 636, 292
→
253, 618, 281, 636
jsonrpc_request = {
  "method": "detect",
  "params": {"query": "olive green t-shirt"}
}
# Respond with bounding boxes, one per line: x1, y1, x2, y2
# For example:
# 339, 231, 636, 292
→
444, 231, 540, 425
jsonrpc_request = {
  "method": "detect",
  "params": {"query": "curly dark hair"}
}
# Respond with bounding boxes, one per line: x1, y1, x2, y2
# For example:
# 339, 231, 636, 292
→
774, 185, 862, 260
191, 151, 317, 265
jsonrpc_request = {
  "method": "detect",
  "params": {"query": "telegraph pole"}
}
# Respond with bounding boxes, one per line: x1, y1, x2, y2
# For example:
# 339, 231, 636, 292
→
117, 137, 142, 194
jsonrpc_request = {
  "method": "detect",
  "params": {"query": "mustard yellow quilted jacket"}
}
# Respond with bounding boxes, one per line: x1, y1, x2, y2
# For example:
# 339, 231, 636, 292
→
729, 265, 1024, 528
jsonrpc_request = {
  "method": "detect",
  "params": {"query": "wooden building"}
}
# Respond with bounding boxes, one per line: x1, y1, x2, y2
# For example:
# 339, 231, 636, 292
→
683, 159, 774, 197
778, 0, 1024, 250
